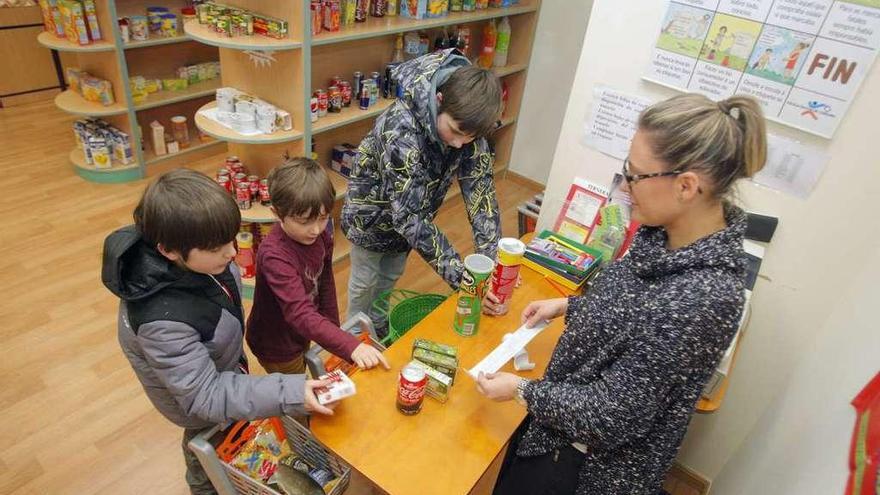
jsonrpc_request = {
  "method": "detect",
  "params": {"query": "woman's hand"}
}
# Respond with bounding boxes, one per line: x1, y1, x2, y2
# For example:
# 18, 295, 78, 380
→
475, 371, 521, 402
482, 289, 506, 316
521, 298, 569, 328
304, 379, 339, 415
350, 343, 391, 370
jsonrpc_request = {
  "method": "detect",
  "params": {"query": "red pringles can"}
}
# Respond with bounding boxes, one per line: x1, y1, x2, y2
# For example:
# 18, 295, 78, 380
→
489, 238, 526, 315
259, 178, 270, 205
396, 364, 427, 415
340, 81, 352, 107
235, 182, 252, 210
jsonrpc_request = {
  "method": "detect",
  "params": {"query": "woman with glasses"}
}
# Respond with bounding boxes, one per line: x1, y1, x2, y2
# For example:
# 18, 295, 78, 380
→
476, 93, 767, 495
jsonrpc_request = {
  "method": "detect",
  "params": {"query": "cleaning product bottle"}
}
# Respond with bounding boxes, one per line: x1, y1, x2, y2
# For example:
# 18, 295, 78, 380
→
478, 19, 497, 68
494, 16, 511, 67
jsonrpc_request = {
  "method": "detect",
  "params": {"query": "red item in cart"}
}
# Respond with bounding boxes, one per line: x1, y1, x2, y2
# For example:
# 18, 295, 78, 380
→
259, 178, 271, 205
396, 363, 428, 415
235, 182, 252, 210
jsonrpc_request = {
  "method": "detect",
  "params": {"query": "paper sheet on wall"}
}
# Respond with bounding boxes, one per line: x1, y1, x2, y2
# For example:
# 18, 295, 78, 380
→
467, 321, 549, 379
644, 0, 880, 139
753, 134, 828, 199
583, 87, 652, 160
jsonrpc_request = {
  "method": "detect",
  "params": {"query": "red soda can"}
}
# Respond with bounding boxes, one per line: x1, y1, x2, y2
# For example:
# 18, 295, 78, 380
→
371, 0, 386, 17
232, 172, 248, 189
217, 175, 232, 193
235, 182, 252, 210
315, 89, 328, 117
330, 75, 343, 88
247, 174, 260, 200
217, 168, 230, 180
396, 364, 427, 415
310, 97, 319, 122
328, 85, 342, 113
225, 156, 242, 173
355, 0, 368, 21
259, 178, 270, 205
340, 81, 352, 107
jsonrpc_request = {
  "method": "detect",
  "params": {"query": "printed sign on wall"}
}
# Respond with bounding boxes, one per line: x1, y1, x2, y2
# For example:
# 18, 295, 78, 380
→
645, 0, 880, 138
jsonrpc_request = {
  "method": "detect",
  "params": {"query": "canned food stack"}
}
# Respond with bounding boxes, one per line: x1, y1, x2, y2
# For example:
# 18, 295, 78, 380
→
397, 338, 459, 413
214, 87, 293, 135
215, 156, 272, 211
194, 1, 289, 39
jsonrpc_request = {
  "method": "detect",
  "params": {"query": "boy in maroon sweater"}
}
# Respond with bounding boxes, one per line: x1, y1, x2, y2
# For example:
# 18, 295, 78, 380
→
246, 158, 389, 375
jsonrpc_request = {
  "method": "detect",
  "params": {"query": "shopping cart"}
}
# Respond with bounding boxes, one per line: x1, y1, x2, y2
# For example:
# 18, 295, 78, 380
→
186, 314, 377, 495
304, 311, 384, 377
371, 289, 447, 346
187, 414, 350, 495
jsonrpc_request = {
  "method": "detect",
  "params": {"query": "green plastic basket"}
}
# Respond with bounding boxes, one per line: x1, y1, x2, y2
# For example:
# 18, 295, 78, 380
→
372, 289, 447, 346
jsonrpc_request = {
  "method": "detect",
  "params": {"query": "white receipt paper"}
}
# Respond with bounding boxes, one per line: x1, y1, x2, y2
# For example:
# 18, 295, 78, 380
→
468, 321, 548, 379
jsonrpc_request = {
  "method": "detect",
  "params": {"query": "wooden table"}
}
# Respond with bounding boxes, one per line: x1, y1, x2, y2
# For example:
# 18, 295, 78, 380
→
310, 265, 575, 495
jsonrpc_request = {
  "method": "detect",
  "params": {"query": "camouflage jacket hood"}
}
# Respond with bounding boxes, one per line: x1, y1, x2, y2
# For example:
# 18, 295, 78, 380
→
341, 50, 501, 288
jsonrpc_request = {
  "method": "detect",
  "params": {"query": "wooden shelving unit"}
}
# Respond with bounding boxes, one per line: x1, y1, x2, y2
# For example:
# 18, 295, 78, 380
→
36, 0, 229, 183
158, 0, 537, 296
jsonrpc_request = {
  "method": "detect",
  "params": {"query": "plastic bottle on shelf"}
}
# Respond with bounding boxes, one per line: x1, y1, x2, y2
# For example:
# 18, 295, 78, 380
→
453, 25, 471, 58
235, 232, 256, 279
391, 33, 405, 63
494, 17, 511, 67
478, 19, 497, 68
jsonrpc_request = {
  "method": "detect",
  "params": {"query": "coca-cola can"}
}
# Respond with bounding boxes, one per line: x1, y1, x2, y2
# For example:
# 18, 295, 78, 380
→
315, 89, 328, 117
330, 75, 343, 88
217, 168, 230, 180
225, 156, 242, 174
217, 175, 232, 193
396, 364, 427, 415
247, 174, 260, 200
235, 182, 252, 210
232, 172, 248, 190
328, 85, 342, 113
310, 97, 319, 122
340, 81, 352, 107
259, 178, 270, 205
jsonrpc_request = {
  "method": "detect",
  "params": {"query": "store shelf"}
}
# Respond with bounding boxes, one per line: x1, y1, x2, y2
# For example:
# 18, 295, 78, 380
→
37, 31, 116, 52
144, 137, 225, 166
134, 79, 222, 111
312, 98, 395, 135
55, 90, 128, 117
312, 5, 538, 46
69, 149, 142, 183
185, 21, 302, 50
194, 101, 304, 144
492, 62, 527, 78
240, 202, 276, 223
124, 34, 190, 50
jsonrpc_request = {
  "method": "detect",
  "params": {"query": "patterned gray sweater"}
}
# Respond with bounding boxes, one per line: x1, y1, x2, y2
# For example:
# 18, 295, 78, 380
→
520, 205, 748, 494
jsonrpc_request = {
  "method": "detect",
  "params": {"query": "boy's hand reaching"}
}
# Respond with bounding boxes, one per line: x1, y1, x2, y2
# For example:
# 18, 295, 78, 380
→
304, 379, 338, 415
350, 343, 390, 370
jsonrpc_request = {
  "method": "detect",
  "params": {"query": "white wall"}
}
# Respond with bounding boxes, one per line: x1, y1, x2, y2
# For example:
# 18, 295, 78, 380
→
538, 0, 880, 485
710, 241, 880, 494
506, 0, 593, 184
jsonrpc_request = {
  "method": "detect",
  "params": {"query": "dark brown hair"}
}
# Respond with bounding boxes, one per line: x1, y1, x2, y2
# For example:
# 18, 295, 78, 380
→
134, 168, 240, 260
638, 93, 767, 199
438, 65, 503, 139
268, 157, 335, 220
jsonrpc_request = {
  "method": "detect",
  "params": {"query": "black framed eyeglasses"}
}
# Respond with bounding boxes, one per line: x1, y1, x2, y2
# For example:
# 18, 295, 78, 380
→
621, 157, 683, 184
